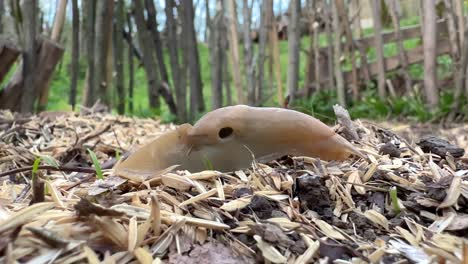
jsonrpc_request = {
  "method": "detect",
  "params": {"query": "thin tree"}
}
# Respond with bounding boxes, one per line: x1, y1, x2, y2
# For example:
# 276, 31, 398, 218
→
256, 0, 269, 105
133, 0, 160, 109
331, 0, 345, 106
209, 1, 225, 109
422, 0, 438, 107
242, 0, 255, 105
145, 0, 170, 85
114, 0, 125, 114
180, 0, 205, 119
227, 0, 245, 104
94, 0, 114, 108
69, 0, 79, 110
165, 0, 187, 121
287, 0, 300, 104
266, 0, 283, 105
371, 0, 386, 98
126, 12, 134, 115
20, 0, 37, 113
82, 0, 96, 107
37, 0, 68, 111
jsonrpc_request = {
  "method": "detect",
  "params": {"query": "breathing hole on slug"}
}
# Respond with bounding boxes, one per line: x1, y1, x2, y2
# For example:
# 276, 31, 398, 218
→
218, 127, 234, 139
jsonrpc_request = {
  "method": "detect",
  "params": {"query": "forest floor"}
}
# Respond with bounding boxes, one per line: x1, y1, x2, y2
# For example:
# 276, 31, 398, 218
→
0, 110, 467, 263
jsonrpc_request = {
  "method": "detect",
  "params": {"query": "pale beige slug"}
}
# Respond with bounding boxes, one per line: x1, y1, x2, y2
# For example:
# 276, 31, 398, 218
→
113, 105, 364, 176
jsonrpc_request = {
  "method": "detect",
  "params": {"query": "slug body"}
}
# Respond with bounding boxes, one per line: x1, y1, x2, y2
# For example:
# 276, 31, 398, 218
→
114, 105, 362, 176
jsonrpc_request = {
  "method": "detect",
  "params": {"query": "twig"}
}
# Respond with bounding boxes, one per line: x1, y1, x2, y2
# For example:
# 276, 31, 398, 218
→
0, 165, 96, 178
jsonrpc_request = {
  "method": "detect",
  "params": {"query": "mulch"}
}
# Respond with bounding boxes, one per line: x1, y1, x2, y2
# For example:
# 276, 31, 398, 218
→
0, 109, 467, 264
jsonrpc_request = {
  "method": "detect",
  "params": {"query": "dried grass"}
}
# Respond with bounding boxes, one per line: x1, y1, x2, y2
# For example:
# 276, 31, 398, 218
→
0, 110, 467, 263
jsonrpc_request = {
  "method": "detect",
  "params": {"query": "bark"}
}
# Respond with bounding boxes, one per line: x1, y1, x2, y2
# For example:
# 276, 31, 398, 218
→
69, 0, 79, 110
122, 29, 143, 62
50, 0, 68, 41
242, 0, 255, 105
223, 52, 232, 106
114, 0, 125, 114
0, 39, 64, 112
336, 0, 358, 99
209, 1, 225, 109
324, 2, 334, 89
165, 0, 186, 121
442, 0, 459, 59
287, 0, 300, 103
205, 0, 211, 42
126, 12, 134, 115
0, 44, 21, 82
354, 0, 371, 84
82, 0, 96, 107
256, 0, 268, 105
93, 0, 114, 109
331, 0, 345, 106
20, 0, 37, 113
266, 0, 283, 105
133, 0, 160, 109
227, 0, 245, 104
37, 0, 68, 111
386, 0, 412, 94
145, 0, 170, 84
180, 0, 205, 120
454, 0, 464, 48
450, 23, 468, 120
371, 0, 386, 98
0, 0, 4, 34
80, 0, 88, 56
422, 0, 438, 107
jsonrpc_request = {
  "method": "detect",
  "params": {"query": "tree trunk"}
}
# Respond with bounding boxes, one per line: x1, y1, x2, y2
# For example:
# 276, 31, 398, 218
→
371, 0, 386, 98
422, 0, 438, 107
180, 0, 205, 120
256, 0, 268, 105
336, 0, 359, 99
93, 0, 114, 109
454, 0, 465, 49
20, 0, 37, 113
127, 11, 134, 115
82, 0, 96, 107
133, 0, 160, 110
450, 21, 468, 120
37, 0, 68, 111
386, 0, 412, 94
227, 0, 245, 104
287, 0, 300, 104
50, 0, 68, 41
165, 0, 187, 122
266, 0, 283, 106
0, 44, 21, 82
242, 0, 255, 105
209, 1, 225, 109
69, 0, 79, 110
114, 0, 125, 115
145, 0, 170, 84
331, 0, 345, 106
324, 2, 334, 89
0, 0, 4, 34
80, 0, 88, 56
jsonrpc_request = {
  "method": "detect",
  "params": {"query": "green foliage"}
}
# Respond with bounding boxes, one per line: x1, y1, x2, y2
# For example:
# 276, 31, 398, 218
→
294, 87, 464, 124
389, 186, 401, 214
32, 157, 41, 178
87, 148, 103, 180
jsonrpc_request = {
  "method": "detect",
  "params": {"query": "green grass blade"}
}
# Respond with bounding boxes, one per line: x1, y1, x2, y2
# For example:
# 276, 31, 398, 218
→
87, 148, 103, 180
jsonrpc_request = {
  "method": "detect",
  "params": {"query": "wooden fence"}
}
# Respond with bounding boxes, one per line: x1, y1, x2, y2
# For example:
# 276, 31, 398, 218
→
303, 19, 452, 96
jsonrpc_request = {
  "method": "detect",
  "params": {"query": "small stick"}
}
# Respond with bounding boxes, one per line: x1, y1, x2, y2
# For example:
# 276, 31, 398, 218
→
0, 165, 96, 178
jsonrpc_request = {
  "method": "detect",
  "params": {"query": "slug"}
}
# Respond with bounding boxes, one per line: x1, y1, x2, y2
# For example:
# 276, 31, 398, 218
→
113, 105, 364, 177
